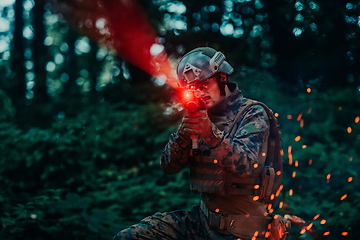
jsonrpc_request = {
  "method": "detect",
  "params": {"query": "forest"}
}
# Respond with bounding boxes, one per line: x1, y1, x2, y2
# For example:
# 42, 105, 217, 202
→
0, 0, 359, 239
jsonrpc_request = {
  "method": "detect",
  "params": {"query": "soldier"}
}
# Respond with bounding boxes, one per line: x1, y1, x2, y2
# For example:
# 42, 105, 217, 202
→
114, 47, 289, 240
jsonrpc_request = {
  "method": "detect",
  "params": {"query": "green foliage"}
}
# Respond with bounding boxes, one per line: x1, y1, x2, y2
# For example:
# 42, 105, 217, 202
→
0, 97, 200, 240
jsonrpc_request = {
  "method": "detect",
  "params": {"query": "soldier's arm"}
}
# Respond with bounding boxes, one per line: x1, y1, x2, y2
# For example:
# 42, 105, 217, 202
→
160, 132, 190, 174
204, 105, 270, 176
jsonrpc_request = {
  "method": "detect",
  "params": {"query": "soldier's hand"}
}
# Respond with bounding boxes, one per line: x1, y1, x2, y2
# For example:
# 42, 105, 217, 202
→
178, 110, 212, 140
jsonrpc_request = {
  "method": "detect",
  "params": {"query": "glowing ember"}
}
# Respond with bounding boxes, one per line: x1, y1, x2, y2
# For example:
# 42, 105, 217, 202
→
356, 116, 360, 123
307, 107, 312, 114
213, 159, 218, 164
306, 223, 313, 230
280, 149, 284, 156
276, 185, 283, 197
338, 106, 342, 110
307, 87, 311, 93
253, 163, 259, 169
320, 219, 326, 225
347, 127, 352, 133
215, 208, 219, 213
270, 194, 274, 200
340, 194, 347, 201
253, 196, 259, 201
309, 159, 312, 165
350, 157, 353, 162
295, 160, 299, 167
275, 113, 279, 117
265, 232, 270, 238
297, 113, 302, 121
326, 174, 331, 180
254, 185, 260, 189
302, 144, 306, 149
289, 189, 293, 196
313, 214, 320, 220
342, 232, 348, 236
300, 228, 306, 234
300, 119, 304, 128
292, 171, 296, 178
279, 201, 283, 209
323, 231, 330, 236
276, 171, 281, 176
295, 136, 301, 142
287, 115, 292, 119
348, 177, 353, 182
288, 146, 293, 165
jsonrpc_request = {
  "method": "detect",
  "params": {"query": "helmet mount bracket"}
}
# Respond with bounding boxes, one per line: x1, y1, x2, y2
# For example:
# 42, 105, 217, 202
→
183, 63, 201, 84
209, 51, 226, 74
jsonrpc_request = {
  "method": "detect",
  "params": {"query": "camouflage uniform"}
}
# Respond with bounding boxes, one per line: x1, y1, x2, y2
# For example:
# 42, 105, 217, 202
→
114, 83, 270, 240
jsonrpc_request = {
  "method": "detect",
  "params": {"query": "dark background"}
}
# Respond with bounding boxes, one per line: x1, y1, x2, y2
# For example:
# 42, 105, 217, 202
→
0, 0, 359, 239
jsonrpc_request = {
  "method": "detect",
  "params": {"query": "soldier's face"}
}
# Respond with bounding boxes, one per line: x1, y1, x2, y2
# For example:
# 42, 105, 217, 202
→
197, 77, 225, 109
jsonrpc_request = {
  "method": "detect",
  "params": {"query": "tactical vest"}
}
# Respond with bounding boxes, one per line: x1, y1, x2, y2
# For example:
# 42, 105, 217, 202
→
189, 99, 283, 204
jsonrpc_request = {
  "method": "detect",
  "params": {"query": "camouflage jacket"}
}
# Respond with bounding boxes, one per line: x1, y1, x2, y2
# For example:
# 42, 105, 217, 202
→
161, 83, 270, 179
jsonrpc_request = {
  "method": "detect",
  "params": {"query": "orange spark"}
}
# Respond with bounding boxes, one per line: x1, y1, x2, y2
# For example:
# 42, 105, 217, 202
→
306, 223, 313, 230
270, 194, 274, 200
295, 160, 299, 167
280, 149, 284, 156
276, 185, 283, 197
268, 209, 274, 213
326, 174, 330, 184
300, 119, 304, 128
348, 177, 353, 182
300, 228, 306, 234
302, 144, 306, 149
287, 115, 292, 119
307, 107, 312, 114
347, 127, 352, 133
356, 116, 360, 123
313, 214, 320, 220
342, 232, 348, 236
320, 219, 326, 225
297, 113, 302, 121
289, 189, 293, 196
338, 106, 342, 110
307, 88, 311, 93
350, 157, 353, 162
275, 113, 279, 117
267, 204, 272, 210
276, 171, 282, 176
288, 146, 293, 165
251, 231, 258, 240
309, 159, 312, 165
279, 202, 283, 209
295, 136, 301, 142
265, 232, 270, 238
340, 194, 347, 201
215, 208, 219, 213
323, 231, 330, 236
253, 196, 259, 201
292, 171, 296, 178
254, 163, 259, 169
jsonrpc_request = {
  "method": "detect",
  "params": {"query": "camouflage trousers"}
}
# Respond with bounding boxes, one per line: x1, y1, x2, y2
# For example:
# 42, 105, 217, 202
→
113, 204, 245, 240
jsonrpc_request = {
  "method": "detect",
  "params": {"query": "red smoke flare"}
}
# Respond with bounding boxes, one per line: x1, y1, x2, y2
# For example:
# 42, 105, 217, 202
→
53, 0, 180, 89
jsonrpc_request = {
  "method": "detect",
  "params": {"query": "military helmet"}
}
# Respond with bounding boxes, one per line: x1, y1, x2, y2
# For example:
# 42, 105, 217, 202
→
176, 47, 234, 85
